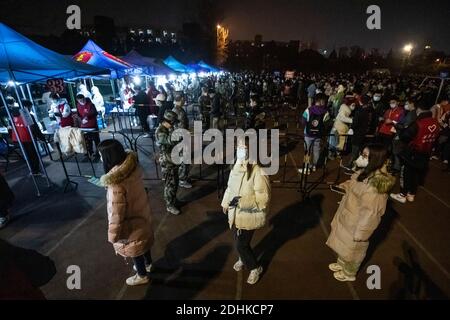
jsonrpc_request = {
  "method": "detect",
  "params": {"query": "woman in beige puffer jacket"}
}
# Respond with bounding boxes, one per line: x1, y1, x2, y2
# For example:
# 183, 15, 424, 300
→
99, 139, 154, 286
333, 97, 355, 151
326, 144, 395, 282
221, 142, 271, 285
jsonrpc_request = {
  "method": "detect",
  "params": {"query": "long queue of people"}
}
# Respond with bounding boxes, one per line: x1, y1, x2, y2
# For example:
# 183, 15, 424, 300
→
1, 71, 449, 290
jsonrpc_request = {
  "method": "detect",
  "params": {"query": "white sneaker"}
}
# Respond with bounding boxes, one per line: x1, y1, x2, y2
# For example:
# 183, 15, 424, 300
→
390, 193, 407, 204
333, 270, 355, 282
328, 263, 343, 272
126, 274, 150, 286
167, 205, 181, 215
179, 180, 193, 189
406, 194, 415, 202
233, 259, 244, 272
247, 266, 263, 285
298, 168, 310, 175
311, 166, 317, 172
133, 264, 153, 273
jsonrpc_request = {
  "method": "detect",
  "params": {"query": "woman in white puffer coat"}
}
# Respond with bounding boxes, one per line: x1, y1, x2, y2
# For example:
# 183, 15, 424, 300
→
221, 140, 271, 285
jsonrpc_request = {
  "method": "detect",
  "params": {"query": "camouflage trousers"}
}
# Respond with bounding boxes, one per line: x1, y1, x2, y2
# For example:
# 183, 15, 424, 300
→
178, 162, 190, 183
162, 164, 179, 207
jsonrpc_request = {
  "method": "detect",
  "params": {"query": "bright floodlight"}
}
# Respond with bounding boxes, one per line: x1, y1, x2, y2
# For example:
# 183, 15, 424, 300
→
133, 76, 141, 85
7, 80, 15, 87
403, 44, 413, 53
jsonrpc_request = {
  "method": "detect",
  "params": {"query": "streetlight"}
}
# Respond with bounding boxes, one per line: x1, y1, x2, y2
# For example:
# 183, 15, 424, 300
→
403, 43, 413, 55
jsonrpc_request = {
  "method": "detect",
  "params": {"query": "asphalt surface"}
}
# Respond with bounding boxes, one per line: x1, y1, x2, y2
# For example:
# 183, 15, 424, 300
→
1, 109, 449, 300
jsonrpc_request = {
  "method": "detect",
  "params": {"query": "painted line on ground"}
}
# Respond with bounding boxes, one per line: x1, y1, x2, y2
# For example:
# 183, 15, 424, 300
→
419, 186, 450, 209
395, 220, 450, 280
45, 200, 106, 256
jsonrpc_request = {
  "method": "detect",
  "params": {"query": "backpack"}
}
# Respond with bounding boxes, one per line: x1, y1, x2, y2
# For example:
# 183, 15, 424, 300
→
306, 112, 325, 137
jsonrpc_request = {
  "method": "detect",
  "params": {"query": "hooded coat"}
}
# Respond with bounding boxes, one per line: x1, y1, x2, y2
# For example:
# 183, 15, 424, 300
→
100, 152, 154, 258
326, 169, 395, 264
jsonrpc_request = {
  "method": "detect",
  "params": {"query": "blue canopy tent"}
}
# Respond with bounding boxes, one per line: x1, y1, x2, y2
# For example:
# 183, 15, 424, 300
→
163, 56, 193, 73
186, 63, 210, 73
0, 23, 107, 84
73, 40, 139, 79
197, 60, 220, 73
0, 23, 108, 196
122, 50, 175, 76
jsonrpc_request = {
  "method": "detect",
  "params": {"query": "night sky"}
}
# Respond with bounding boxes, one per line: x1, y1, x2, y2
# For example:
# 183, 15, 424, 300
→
1, 0, 449, 53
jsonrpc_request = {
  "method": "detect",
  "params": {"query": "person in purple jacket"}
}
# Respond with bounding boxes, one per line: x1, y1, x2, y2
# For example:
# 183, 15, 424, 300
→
300, 93, 331, 174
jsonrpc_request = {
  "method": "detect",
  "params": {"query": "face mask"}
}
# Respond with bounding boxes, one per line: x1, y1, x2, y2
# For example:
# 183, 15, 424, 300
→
404, 103, 410, 111
355, 155, 369, 168
390, 103, 397, 109
373, 96, 381, 102
236, 147, 247, 161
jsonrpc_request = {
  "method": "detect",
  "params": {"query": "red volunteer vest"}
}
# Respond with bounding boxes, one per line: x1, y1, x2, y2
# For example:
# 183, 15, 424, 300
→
12, 115, 31, 142
409, 117, 440, 154
58, 103, 74, 128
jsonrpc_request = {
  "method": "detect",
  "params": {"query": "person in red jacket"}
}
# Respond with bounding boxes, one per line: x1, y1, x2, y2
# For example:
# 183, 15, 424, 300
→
377, 97, 405, 149
76, 94, 100, 161
10, 103, 41, 174
49, 93, 73, 128
390, 101, 440, 204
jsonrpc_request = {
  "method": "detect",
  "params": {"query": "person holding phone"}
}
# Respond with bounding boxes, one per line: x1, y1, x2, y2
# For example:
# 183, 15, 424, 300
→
221, 140, 271, 285
326, 144, 395, 282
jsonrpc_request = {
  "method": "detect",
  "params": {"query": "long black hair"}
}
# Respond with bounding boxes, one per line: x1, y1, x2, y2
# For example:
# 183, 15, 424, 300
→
98, 139, 127, 174
357, 143, 389, 182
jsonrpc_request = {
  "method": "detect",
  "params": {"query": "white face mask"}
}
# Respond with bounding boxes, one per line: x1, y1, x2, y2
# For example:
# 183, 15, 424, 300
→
355, 155, 369, 168
236, 147, 247, 161
404, 103, 410, 111
373, 96, 381, 102
390, 103, 397, 109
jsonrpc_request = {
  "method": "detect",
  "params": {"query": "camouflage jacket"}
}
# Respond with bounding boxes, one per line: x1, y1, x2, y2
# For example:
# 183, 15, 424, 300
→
155, 124, 176, 165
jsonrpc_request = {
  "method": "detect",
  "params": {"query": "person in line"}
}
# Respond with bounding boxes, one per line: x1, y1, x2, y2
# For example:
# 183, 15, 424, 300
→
133, 86, 150, 135
209, 88, 222, 130
99, 139, 154, 286
0, 172, 14, 228
49, 93, 73, 128
390, 102, 440, 204
344, 95, 371, 172
326, 144, 395, 282
377, 97, 404, 150
391, 97, 418, 173
333, 95, 355, 154
301, 93, 330, 174
76, 94, 100, 161
155, 110, 181, 215
244, 95, 265, 131
172, 93, 192, 189
221, 140, 271, 285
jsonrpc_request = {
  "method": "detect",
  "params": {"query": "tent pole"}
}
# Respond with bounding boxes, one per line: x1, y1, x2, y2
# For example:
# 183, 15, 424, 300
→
0, 89, 41, 196
110, 79, 117, 99
13, 84, 51, 188
26, 84, 38, 119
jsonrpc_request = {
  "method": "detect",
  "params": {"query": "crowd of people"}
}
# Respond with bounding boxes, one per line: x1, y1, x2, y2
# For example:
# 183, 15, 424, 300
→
1, 70, 449, 289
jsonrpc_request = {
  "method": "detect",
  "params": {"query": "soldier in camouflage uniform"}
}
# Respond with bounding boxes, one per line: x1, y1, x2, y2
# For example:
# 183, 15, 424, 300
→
172, 93, 193, 189
155, 110, 181, 215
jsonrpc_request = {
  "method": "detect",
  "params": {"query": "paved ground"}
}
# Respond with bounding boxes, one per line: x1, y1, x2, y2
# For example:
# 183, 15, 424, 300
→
1, 109, 449, 300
